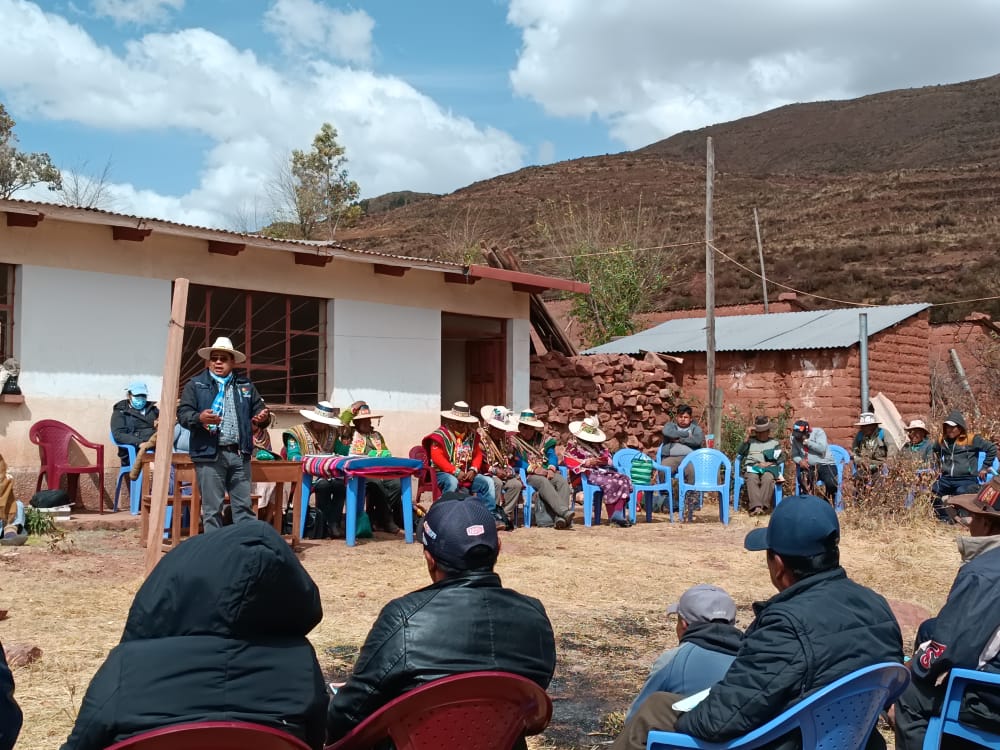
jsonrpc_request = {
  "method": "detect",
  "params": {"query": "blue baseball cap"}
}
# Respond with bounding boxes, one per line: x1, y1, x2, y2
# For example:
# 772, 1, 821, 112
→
422, 496, 499, 570
744, 495, 840, 557
126, 381, 149, 396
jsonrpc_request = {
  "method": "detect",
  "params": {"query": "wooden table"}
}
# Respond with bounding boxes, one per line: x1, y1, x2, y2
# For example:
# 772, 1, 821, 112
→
141, 455, 305, 549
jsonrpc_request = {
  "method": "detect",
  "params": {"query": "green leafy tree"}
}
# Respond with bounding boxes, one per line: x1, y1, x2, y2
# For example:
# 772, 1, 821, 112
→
570, 243, 664, 347
268, 123, 361, 240
0, 103, 61, 199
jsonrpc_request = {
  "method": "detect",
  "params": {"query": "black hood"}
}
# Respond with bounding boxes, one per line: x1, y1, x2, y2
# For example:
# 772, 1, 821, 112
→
944, 409, 968, 432
680, 620, 743, 656
122, 521, 322, 642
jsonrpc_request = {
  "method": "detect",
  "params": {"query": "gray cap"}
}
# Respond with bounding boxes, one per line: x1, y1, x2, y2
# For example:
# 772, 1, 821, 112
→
666, 584, 737, 625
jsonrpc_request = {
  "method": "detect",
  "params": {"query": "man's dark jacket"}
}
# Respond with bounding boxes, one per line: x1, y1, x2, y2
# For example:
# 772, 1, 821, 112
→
676, 567, 903, 750
934, 409, 997, 478
61, 522, 327, 750
0, 643, 21, 750
176, 370, 265, 461
327, 571, 556, 743
110, 399, 159, 462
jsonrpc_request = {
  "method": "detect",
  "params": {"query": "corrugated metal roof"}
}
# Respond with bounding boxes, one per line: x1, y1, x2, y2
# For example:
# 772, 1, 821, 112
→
584, 303, 930, 355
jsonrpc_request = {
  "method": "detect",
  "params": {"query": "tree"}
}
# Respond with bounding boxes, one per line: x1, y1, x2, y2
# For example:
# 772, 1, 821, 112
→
0, 103, 61, 199
57, 158, 115, 209
267, 123, 361, 240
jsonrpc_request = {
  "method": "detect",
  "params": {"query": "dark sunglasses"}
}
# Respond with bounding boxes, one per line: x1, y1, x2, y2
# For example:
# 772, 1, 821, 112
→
209, 353, 233, 362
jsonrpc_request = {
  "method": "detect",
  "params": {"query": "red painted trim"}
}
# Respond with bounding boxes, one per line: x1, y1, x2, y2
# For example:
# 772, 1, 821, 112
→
208, 240, 245, 256
444, 272, 477, 285
512, 283, 548, 295
467, 264, 590, 294
4, 211, 44, 228
112, 226, 152, 242
294, 252, 333, 267
373, 263, 407, 277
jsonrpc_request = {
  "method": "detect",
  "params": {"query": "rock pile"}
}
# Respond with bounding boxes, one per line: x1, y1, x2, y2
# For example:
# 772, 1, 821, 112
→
529, 351, 678, 451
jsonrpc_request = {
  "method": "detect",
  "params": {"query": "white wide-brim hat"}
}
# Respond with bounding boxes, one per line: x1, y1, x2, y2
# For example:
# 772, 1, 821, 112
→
480, 405, 518, 432
517, 409, 545, 430
854, 412, 880, 428
905, 419, 928, 433
569, 415, 606, 443
441, 401, 480, 424
299, 401, 343, 427
197, 336, 246, 364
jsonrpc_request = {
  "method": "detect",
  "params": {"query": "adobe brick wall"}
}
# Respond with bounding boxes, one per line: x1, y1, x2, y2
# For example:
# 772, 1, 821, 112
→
928, 313, 998, 401
529, 351, 678, 450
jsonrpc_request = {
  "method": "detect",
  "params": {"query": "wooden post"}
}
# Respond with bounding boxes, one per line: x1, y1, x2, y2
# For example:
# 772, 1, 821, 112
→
144, 278, 189, 574
753, 207, 769, 314
705, 137, 718, 441
949, 348, 981, 419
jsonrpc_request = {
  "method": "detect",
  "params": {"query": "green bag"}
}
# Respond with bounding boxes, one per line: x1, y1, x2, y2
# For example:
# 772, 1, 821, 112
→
630, 454, 654, 486
356, 511, 373, 539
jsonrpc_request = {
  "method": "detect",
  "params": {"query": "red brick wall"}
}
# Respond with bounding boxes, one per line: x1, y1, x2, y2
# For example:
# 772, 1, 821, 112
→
928, 314, 999, 401
868, 312, 932, 430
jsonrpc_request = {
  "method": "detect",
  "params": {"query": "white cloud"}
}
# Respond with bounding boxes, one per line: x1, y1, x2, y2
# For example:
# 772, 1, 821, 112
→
91, 0, 183, 26
263, 0, 375, 65
507, 0, 1000, 148
0, 0, 524, 227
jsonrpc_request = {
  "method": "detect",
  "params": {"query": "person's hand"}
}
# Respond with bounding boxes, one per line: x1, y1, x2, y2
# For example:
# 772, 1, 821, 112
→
798, 458, 810, 469
199, 409, 222, 427
978, 469, 989, 480
252, 408, 271, 426
546, 468, 556, 479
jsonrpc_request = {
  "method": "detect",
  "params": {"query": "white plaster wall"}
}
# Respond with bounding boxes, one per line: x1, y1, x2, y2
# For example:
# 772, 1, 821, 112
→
16, 266, 170, 399
507, 318, 531, 411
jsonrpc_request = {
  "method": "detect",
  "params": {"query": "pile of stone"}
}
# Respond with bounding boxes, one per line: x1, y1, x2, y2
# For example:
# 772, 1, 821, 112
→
529, 351, 678, 452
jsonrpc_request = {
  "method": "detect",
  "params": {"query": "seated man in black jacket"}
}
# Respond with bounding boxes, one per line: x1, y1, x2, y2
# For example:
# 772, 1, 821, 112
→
614, 495, 903, 750
327, 494, 556, 745
893, 477, 1000, 749
0, 643, 21, 750
61, 522, 328, 750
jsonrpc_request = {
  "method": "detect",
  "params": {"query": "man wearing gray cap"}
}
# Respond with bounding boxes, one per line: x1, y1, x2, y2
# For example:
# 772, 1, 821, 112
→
614, 495, 903, 750
626, 584, 742, 721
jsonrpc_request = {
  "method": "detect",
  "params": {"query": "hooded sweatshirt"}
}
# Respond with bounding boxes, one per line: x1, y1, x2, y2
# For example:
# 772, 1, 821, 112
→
61, 522, 327, 750
935, 410, 997, 478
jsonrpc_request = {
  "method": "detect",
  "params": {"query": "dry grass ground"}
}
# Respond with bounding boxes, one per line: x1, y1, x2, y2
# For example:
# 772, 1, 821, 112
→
1, 504, 960, 749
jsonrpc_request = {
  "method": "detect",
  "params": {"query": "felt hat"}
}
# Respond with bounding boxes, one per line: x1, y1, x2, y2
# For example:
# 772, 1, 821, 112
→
569, 415, 606, 443
351, 402, 382, 421
441, 401, 479, 424
197, 336, 246, 364
947, 476, 1000, 520
298, 401, 342, 427
517, 409, 545, 430
905, 419, 929, 435
480, 405, 518, 432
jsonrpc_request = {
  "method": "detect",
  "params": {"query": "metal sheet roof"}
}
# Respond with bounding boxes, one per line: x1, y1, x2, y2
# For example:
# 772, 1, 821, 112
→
584, 303, 930, 355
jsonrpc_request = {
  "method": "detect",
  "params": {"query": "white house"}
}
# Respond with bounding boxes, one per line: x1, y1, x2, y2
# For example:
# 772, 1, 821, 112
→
0, 199, 588, 509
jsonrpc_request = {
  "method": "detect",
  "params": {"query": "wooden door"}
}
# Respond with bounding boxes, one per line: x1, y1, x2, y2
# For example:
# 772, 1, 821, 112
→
466, 339, 506, 411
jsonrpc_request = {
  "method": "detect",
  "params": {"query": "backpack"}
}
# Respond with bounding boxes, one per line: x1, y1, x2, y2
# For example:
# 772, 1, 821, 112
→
30, 489, 71, 508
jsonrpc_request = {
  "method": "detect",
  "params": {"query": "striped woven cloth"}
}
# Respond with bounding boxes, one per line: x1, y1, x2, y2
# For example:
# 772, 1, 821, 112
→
301, 455, 424, 480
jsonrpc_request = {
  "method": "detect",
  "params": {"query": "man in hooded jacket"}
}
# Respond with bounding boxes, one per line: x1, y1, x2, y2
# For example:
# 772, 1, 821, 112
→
60, 522, 328, 750
932, 410, 996, 522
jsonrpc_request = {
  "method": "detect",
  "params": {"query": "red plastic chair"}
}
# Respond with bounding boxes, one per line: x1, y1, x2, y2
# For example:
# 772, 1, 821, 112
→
103, 720, 311, 749
325, 671, 552, 750
408, 445, 441, 502
29, 419, 106, 512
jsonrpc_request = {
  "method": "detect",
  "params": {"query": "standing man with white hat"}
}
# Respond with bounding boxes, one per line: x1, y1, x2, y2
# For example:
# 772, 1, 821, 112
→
177, 336, 270, 531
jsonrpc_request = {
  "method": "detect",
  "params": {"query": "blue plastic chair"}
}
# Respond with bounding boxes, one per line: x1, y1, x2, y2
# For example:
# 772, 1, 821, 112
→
518, 467, 536, 528
791, 445, 851, 512
614, 448, 674, 523
921, 667, 1000, 749
646, 662, 910, 750
676, 449, 732, 525
575, 469, 603, 527
733, 457, 784, 512
109, 431, 146, 515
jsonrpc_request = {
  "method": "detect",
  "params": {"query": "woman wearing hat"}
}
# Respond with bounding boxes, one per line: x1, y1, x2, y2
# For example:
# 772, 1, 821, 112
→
342, 402, 402, 534
283, 401, 348, 538
736, 416, 783, 516
563, 416, 633, 527
902, 419, 934, 465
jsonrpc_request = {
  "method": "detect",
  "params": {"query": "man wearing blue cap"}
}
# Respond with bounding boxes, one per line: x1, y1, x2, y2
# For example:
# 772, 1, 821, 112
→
110, 380, 159, 471
614, 495, 903, 750
327, 494, 556, 746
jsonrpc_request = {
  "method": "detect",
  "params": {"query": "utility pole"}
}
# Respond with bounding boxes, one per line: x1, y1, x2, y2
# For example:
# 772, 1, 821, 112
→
753, 206, 769, 313
705, 137, 718, 442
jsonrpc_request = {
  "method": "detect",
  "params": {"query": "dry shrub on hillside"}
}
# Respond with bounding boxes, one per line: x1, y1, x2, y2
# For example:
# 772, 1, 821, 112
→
839, 455, 939, 533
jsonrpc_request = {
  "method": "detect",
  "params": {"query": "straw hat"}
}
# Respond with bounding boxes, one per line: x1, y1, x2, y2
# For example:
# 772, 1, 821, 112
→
197, 336, 246, 364
351, 402, 382, 421
298, 400, 343, 427
517, 409, 545, 430
569, 415, 606, 443
905, 419, 929, 434
481, 405, 518, 432
854, 412, 880, 428
441, 401, 479, 424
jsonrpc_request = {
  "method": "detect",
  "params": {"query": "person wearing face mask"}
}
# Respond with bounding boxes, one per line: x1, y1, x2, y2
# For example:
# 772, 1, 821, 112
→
110, 381, 159, 469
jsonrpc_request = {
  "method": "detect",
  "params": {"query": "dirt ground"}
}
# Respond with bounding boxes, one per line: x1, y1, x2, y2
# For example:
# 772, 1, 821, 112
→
1, 505, 960, 750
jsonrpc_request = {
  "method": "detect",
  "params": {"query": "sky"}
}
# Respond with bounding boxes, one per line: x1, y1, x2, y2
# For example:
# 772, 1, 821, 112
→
2, 0, 1000, 229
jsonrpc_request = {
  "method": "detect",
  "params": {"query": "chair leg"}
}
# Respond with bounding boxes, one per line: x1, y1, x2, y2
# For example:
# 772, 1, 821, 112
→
523, 486, 533, 528
583, 490, 593, 527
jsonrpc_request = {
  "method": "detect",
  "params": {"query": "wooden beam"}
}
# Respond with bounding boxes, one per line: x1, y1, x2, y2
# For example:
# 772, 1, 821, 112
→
294, 251, 333, 267
113, 226, 152, 242
444, 272, 476, 285
4, 211, 44, 228
145, 278, 188, 574
208, 240, 245, 256
373, 263, 407, 277
512, 282, 547, 295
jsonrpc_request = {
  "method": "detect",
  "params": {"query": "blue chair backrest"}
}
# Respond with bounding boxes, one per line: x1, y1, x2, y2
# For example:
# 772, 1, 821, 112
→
677, 448, 731, 491
612, 448, 644, 478
926, 667, 1000, 749
646, 662, 909, 750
